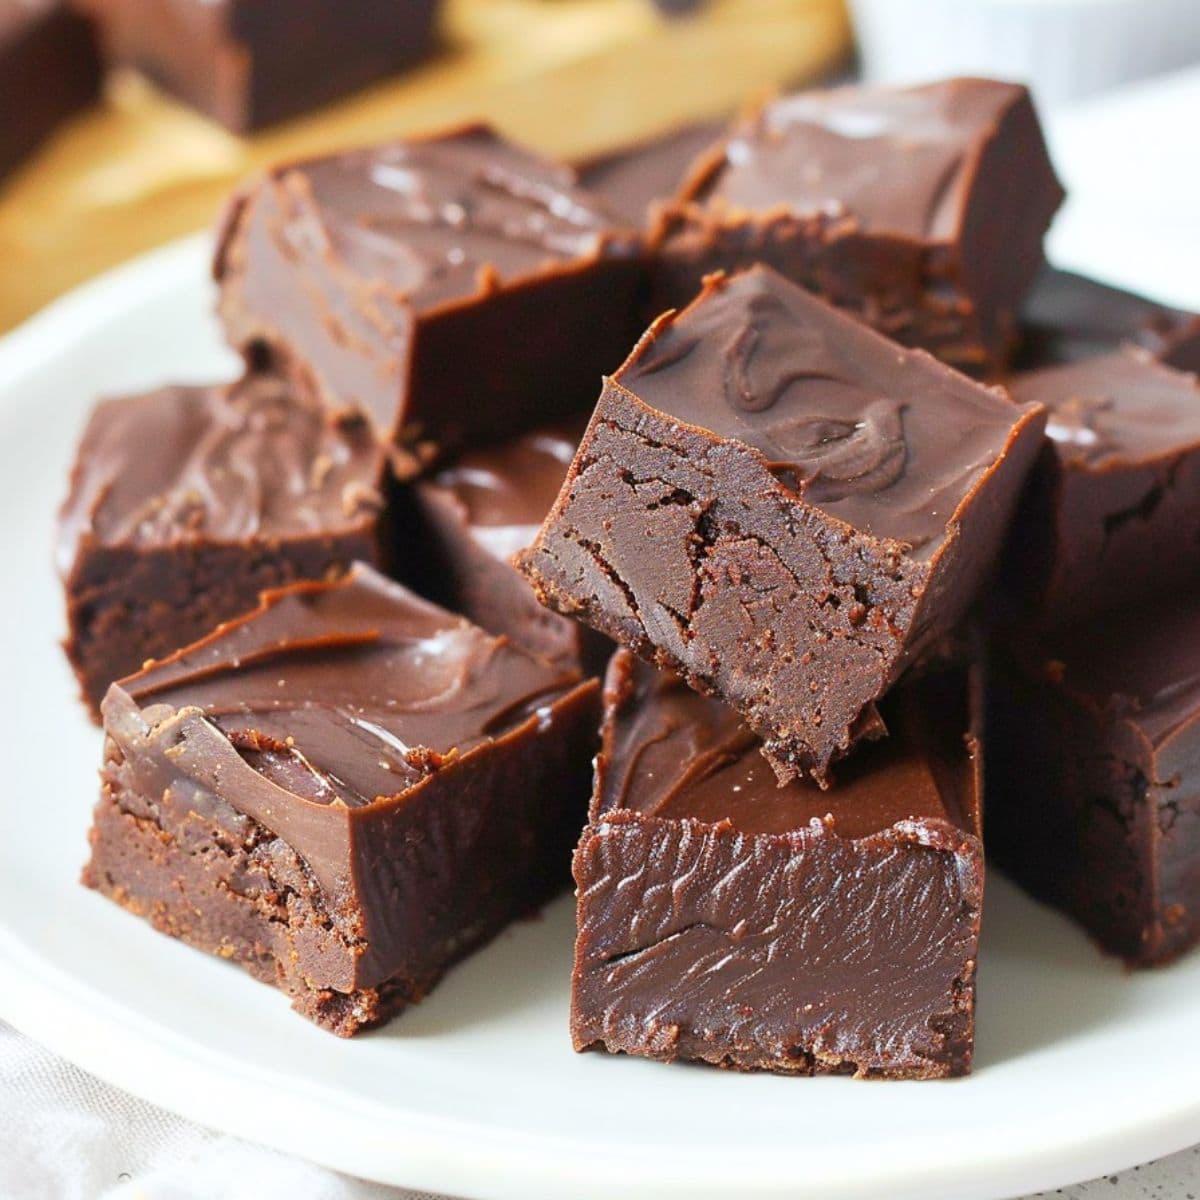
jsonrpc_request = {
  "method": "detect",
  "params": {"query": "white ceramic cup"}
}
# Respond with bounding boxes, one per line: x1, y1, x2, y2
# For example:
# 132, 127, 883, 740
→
848, 0, 1200, 110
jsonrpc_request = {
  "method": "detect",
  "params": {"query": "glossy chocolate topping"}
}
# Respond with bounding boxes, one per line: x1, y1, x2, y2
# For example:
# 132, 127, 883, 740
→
686, 78, 1027, 239
428, 420, 584, 562
273, 124, 637, 314
57, 374, 384, 572
119, 565, 584, 808
1017, 267, 1200, 372
617, 267, 1042, 552
597, 652, 974, 839
1010, 350, 1200, 469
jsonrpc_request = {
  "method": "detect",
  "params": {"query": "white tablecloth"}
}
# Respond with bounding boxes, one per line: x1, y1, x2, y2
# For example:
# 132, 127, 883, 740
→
0, 1020, 428, 1200
3, 1018, 1198, 1200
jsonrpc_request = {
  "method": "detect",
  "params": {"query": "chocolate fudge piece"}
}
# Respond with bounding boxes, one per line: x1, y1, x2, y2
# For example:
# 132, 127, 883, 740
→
987, 600, 1200, 965
84, 565, 600, 1035
572, 651, 983, 1078
1004, 350, 1200, 628
654, 78, 1064, 373
0, 0, 100, 181
81, 0, 438, 133
1016, 267, 1200, 374
216, 124, 642, 466
406, 420, 608, 672
517, 267, 1046, 785
58, 372, 389, 719
576, 119, 726, 228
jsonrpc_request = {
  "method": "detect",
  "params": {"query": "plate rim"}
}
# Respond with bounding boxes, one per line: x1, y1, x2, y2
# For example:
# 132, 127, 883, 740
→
6, 907, 1200, 1200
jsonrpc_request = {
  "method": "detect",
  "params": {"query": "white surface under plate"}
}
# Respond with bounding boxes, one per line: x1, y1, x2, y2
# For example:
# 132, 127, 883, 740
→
3, 74, 1200, 1200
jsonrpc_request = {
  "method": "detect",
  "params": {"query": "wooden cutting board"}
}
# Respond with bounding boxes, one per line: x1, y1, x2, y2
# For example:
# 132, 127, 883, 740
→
0, 0, 849, 331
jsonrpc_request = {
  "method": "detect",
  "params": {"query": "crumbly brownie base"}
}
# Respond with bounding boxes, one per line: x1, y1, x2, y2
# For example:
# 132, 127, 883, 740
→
519, 388, 926, 786
84, 767, 543, 1036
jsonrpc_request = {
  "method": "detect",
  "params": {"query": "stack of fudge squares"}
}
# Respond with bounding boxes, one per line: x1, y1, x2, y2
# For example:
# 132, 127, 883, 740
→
58, 76, 1200, 1077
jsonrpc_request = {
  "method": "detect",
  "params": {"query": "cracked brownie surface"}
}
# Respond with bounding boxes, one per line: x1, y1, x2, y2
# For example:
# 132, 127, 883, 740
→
517, 267, 1045, 785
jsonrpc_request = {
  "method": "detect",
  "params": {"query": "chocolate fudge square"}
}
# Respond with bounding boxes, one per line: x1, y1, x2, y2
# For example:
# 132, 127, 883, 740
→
517, 267, 1046, 785
82, 0, 438, 133
987, 600, 1200, 965
216, 124, 642, 466
0, 0, 100, 181
406, 420, 608, 673
58, 372, 389, 719
655, 78, 1064, 373
1004, 350, 1200, 628
84, 565, 600, 1035
1015, 267, 1200, 374
572, 651, 983, 1078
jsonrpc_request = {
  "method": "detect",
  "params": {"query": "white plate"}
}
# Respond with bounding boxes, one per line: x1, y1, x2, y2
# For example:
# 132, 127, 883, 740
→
3, 79, 1200, 1199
